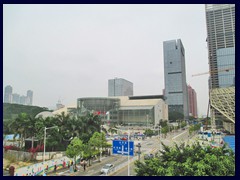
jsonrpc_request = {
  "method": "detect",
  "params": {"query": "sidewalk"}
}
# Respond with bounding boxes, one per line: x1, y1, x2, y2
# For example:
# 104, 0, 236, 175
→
46, 156, 111, 176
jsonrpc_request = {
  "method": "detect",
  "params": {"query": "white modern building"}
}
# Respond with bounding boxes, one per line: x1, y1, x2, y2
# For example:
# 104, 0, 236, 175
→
77, 95, 168, 127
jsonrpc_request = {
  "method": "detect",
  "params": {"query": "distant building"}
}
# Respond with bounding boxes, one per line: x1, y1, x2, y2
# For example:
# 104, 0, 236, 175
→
56, 100, 65, 110
77, 95, 168, 126
3, 86, 33, 106
108, 78, 133, 97
26, 90, 33, 105
163, 39, 189, 120
20, 95, 26, 105
12, 93, 20, 104
188, 85, 198, 118
4, 85, 13, 103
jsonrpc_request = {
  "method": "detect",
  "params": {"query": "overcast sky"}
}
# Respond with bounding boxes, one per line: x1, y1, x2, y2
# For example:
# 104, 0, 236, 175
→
3, 4, 209, 116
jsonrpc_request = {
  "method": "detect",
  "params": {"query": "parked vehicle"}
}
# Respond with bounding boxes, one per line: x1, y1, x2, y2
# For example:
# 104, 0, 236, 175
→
100, 164, 114, 174
144, 153, 154, 160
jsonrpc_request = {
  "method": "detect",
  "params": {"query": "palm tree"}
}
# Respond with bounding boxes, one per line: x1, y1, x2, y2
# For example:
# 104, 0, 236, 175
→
10, 113, 29, 149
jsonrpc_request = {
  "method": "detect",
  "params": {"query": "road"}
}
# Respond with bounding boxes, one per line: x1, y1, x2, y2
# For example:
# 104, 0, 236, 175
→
111, 128, 192, 176
54, 128, 193, 176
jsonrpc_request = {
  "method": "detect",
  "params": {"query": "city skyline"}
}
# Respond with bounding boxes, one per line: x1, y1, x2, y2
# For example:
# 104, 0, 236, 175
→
3, 4, 209, 116
3, 85, 33, 105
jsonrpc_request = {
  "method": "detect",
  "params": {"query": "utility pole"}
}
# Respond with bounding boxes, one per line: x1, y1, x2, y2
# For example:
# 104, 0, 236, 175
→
136, 143, 141, 161
147, 114, 149, 129
128, 123, 130, 176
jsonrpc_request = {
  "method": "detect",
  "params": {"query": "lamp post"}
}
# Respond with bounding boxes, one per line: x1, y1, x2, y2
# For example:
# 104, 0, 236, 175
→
159, 125, 162, 151
100, 125, 103, 162
136, 143, 141, 161
146, 114, 149, 129
43, 126, 58, 163
128, 123, 130, 176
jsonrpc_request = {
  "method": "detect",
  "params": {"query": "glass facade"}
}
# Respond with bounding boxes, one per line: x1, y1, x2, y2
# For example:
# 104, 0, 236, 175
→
163, 39, 189, 120
217, 47, 235, 87
205, 4, 235, 88
118, 107, 154, 126
77, 97, 165, 126
108, 78, 133, 96
205, 4, 235, 130
77, 97, 120, 124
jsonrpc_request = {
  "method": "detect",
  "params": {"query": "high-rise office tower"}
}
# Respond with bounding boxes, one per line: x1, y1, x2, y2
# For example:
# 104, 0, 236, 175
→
26, 90, 33, 105
163, 39, 189, 120
205, 4, 235, 132
12, 93, 20, 104
205, 4, 235, 88
188, 85, 198, 118
20, 95, 26, 105
108, 78, 133, 96
4, 85, 13, 103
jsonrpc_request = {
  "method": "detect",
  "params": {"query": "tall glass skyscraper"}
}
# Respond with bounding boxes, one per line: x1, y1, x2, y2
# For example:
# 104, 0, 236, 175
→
163, 39, 189, 120
205, 4, 235, 132
205, 4, 235, 88
4, 85, 13, 103
108, 78, 133, 97
26, 90, 33, 105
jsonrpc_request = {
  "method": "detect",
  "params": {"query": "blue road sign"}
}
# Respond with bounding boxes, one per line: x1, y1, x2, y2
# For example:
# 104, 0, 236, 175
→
112, 140, 134, 156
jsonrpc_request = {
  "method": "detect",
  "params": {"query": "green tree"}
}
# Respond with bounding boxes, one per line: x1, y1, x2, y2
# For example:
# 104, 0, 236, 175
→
161, 126, 169, 138
10, 113, 30, 148
135, 142, 235, 176
88, 132, 107, 162
144, 129, 155, 137
66, 137, 84, 164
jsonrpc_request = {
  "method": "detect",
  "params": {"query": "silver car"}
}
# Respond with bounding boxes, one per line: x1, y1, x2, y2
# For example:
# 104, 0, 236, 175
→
100, 164, 114, 174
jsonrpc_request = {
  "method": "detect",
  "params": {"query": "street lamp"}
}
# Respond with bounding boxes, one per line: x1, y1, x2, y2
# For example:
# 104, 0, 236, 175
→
100, 125, 103, 162
146, 114, 149, 129
128, 123, 130, 176
43, 126, 59, 163
159, 125, 162, 151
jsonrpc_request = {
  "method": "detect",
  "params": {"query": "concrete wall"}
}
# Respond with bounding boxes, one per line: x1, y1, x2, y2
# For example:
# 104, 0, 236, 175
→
14, 156, 73, 176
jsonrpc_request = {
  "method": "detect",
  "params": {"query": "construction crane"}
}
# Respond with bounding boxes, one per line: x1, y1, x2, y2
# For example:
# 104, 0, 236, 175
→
192, 66, 235, 131
192, 67, 235, 77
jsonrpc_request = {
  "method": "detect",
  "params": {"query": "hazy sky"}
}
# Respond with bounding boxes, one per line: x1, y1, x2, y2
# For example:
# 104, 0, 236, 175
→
3, 4, 209, 116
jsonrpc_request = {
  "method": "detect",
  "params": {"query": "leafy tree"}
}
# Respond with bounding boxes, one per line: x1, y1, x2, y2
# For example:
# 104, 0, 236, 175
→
3, 103, 49, 121
135, 142, 235, 176
144, 129, 155, 137
161, 126, 169, 138
189, 124, 201, 136
66, 137, 84, 164
88, 132, 107, 161
10, 113, 29, 148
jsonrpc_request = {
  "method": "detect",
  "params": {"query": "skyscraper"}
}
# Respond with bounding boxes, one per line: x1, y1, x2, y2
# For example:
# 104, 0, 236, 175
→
108, 78, 133, 97
163, 39, 189, 120
12, 93, 20, 104
20, 95, 26, 105
205, 4, 235, 88
205, 4, 235, 132
188, 85, 198, 118
26, 90, 33, 105
4, 85, 13, 103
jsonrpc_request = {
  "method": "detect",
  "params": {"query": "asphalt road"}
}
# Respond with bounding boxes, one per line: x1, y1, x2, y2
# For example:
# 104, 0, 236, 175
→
111, 128, 193, 176
52, 128, 193, 176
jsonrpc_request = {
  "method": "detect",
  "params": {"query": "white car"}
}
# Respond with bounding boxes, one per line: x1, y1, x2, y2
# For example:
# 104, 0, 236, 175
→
100, 164, 114, 174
